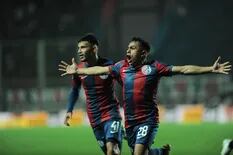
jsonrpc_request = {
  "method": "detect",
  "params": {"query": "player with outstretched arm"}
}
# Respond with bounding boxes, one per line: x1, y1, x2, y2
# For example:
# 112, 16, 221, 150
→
59, 37, 231, 155
63, 34, 123, 155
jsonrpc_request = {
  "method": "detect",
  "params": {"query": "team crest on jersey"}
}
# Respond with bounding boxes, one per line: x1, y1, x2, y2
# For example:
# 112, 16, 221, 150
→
99, 74, 108, 79
141, 65, 152, 75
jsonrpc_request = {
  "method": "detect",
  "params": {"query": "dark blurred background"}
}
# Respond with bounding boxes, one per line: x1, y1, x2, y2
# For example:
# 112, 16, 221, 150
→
0, 0, 233, 112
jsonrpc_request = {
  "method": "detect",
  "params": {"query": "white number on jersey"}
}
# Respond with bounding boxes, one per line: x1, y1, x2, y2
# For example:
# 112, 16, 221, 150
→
110, 121, 120, 133
137, 125, 148, 139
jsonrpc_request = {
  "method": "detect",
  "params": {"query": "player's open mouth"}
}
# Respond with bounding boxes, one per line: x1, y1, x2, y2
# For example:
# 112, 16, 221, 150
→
126, 55, 131, 62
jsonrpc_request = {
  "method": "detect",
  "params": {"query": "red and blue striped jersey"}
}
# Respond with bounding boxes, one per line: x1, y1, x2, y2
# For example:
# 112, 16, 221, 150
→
68, 57, 121, 128
109, 59, 173, 128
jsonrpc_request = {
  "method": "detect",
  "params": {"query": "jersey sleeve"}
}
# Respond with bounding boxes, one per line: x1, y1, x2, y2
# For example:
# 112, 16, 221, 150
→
155, 61, 173, 76
66, 75, 81, 112
108, 60, 123, 79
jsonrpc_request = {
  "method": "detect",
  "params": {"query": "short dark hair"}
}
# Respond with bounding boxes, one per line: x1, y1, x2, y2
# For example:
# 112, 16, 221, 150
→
131, 37, 150, 52
78, 33, 99, 46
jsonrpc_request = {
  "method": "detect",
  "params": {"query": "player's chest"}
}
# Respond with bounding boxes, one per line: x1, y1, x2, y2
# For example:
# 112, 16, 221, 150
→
80, 75, 111, 87
120, 65, 157, 84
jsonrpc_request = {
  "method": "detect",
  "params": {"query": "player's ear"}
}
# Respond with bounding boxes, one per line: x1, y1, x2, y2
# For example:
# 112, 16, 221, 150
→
93, 45, 98, 54
141, 50, 148, 58
141, 50, 149, 63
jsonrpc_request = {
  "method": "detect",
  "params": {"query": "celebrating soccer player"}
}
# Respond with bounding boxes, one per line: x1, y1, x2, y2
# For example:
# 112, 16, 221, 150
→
59, 37, 231, 155
61, 34, 123, 155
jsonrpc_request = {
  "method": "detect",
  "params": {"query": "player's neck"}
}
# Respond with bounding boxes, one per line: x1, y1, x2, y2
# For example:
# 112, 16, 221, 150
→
132, 58, 146, 69
133, 64, 143, 70
86, 55, 99, 66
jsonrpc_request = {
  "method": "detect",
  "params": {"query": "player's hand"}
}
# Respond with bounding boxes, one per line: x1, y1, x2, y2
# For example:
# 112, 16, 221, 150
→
212, 56, 231, 74
58, 58, 77, 76
64, 112, 72, 126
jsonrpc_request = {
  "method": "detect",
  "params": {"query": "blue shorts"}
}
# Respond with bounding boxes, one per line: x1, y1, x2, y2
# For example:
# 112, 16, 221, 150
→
125, 123, 158, 152
93, 119, 123, 154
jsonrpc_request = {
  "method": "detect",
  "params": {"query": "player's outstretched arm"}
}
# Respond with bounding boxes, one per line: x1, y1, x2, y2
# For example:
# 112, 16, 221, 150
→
58, 58, 110, 76
77, 66, 110, 75
58, 58, 78, 76
172, 56, 231, 75
211, 57, 231, 74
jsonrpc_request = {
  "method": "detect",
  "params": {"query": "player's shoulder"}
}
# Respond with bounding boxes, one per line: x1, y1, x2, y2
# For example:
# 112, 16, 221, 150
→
111, 59, 128, 69
144, 60, 157, 66
152, 60, 162, 64
98, 57, 115, 66
152, 60, 168, 66
146, 60, 169, 70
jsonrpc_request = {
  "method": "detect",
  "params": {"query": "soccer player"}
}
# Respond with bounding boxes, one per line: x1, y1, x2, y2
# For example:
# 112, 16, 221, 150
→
221, 139, 233, 155
59, 37, 231, 155
62, 34, 123, 155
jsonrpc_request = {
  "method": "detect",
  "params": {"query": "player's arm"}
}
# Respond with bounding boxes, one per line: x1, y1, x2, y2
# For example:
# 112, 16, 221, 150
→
171, 57, 231, 75
64, 75, 81, 126
77, 66, 110, 75
58, 58, 110, 76
172, 65, 213, 74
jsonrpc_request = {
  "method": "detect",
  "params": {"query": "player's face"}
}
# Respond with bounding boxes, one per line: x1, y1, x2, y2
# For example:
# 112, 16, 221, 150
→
126, 41, 144, 67
77, 41, 95, 62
